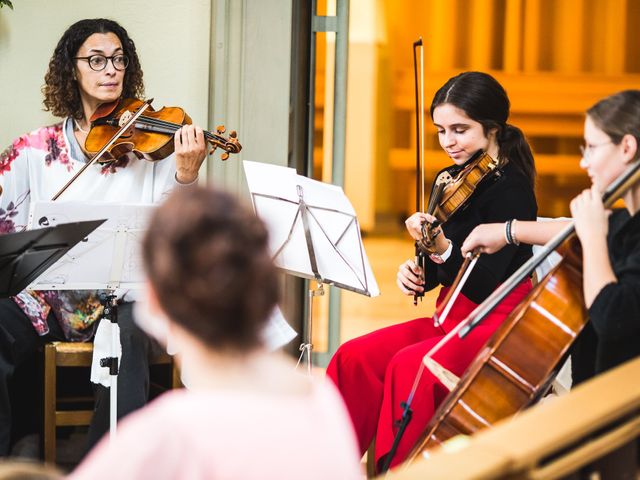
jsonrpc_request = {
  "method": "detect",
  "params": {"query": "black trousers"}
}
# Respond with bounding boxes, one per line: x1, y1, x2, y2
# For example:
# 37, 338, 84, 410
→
0, 298, 156, 456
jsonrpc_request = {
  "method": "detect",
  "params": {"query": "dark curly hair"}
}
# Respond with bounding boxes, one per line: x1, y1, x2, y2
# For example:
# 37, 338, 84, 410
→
143, 186, 280, 352
42, 18, 144, 119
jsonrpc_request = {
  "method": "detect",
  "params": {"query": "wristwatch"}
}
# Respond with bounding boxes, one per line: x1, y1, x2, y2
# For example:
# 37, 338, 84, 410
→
429, 239, 453, 264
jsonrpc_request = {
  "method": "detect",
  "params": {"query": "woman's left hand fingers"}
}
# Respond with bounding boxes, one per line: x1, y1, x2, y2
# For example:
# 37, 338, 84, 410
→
174, 125, 207, 183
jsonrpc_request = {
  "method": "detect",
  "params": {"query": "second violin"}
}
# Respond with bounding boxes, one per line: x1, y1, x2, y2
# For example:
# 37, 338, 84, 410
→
418, 149, 500, 254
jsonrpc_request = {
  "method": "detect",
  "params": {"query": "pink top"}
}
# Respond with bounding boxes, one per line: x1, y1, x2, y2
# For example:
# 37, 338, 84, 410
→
70, 379, 363, 480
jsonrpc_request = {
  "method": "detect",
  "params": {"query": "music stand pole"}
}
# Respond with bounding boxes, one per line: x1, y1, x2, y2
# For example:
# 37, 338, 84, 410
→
98, 294, 120, 441
296, 282, 324, 373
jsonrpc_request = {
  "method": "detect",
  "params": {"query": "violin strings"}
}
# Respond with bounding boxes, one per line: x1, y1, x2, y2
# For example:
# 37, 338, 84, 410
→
135, 115, 221, 142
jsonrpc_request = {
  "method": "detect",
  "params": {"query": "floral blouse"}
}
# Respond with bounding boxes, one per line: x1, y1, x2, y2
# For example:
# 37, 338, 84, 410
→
0, 119, 179, 340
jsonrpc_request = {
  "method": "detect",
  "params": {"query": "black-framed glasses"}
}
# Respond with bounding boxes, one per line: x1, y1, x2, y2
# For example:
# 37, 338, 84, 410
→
579, 141, 612, 159
74, 54, 129, 71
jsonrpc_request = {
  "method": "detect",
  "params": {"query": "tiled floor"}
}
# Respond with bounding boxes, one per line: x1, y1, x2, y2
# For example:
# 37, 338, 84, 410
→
313, 235, 440, 352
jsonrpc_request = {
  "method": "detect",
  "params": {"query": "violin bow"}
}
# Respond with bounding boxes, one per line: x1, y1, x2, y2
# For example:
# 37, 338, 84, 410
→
381, 37, 427, 473
412, 37, 427, 306
51, 100, 152, 201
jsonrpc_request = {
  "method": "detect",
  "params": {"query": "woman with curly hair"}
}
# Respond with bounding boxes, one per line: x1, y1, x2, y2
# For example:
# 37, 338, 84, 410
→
0, 18, 207, 456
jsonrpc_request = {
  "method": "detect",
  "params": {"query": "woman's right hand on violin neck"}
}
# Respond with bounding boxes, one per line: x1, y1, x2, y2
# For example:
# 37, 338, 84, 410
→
397, 259, 425, 296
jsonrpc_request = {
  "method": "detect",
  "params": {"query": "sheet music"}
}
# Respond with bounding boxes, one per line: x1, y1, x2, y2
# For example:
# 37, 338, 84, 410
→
27, 201, 155, 290
243, 160, 379, 297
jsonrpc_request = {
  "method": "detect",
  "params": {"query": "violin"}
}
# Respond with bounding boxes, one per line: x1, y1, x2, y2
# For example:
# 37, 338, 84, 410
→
51, 98, 241, 201
418, 149, 500, 254
85, 97, 242, 163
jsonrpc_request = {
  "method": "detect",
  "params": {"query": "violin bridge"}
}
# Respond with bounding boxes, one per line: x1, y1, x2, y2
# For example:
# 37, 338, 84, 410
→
118, 110, 133, 128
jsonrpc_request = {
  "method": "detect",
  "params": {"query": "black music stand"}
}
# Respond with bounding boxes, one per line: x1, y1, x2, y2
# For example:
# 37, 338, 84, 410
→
0, 220, 106, 296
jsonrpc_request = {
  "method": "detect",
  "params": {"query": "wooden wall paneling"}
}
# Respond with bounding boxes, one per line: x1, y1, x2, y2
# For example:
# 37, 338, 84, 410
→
469, 0, 497, 70
537, 0, 556, 71
522, 0, 542, 71
426, 0, 459, 71
554, 0, 585, 73
503, 0, 524, 72
604, 0, 627, 75
625, 0, 640, 72
586, 0, 607, 72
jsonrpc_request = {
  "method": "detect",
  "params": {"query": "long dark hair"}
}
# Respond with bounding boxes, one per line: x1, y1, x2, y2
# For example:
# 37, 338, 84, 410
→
587, 90, 640, 161
430, 71, 536, 188
42, 18, 144, 119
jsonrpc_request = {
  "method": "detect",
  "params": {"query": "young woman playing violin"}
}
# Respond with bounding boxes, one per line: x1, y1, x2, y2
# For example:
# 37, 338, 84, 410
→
0, 18, 207, 455
326, 71, 538, 470
462, 89, 640, 387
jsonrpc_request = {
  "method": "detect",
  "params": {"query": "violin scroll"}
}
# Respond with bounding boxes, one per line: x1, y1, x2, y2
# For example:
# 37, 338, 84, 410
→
212, 125, 241, 160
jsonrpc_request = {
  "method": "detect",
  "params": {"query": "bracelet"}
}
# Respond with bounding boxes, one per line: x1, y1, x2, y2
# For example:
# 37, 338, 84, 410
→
510, 219, 520, 246
505, 219, 520, 246
505, 219, 514, 245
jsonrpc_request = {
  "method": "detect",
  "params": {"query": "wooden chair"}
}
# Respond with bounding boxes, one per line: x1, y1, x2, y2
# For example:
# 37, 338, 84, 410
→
43, 341, 176, 463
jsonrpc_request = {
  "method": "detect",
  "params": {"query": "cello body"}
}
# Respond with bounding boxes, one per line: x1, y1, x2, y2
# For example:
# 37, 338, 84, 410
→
406, 236, 587, 462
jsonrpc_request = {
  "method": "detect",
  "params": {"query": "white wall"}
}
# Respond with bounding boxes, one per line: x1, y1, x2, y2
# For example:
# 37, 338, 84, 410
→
0, 0, 292, 189
0, 0, 211, 149
207, 0, 293, 191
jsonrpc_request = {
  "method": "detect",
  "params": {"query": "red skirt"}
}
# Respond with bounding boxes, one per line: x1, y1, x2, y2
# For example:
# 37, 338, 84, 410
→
326, 280, 531, 471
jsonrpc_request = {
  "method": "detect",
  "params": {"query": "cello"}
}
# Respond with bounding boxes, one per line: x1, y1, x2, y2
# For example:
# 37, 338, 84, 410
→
405, 158, 640, 464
